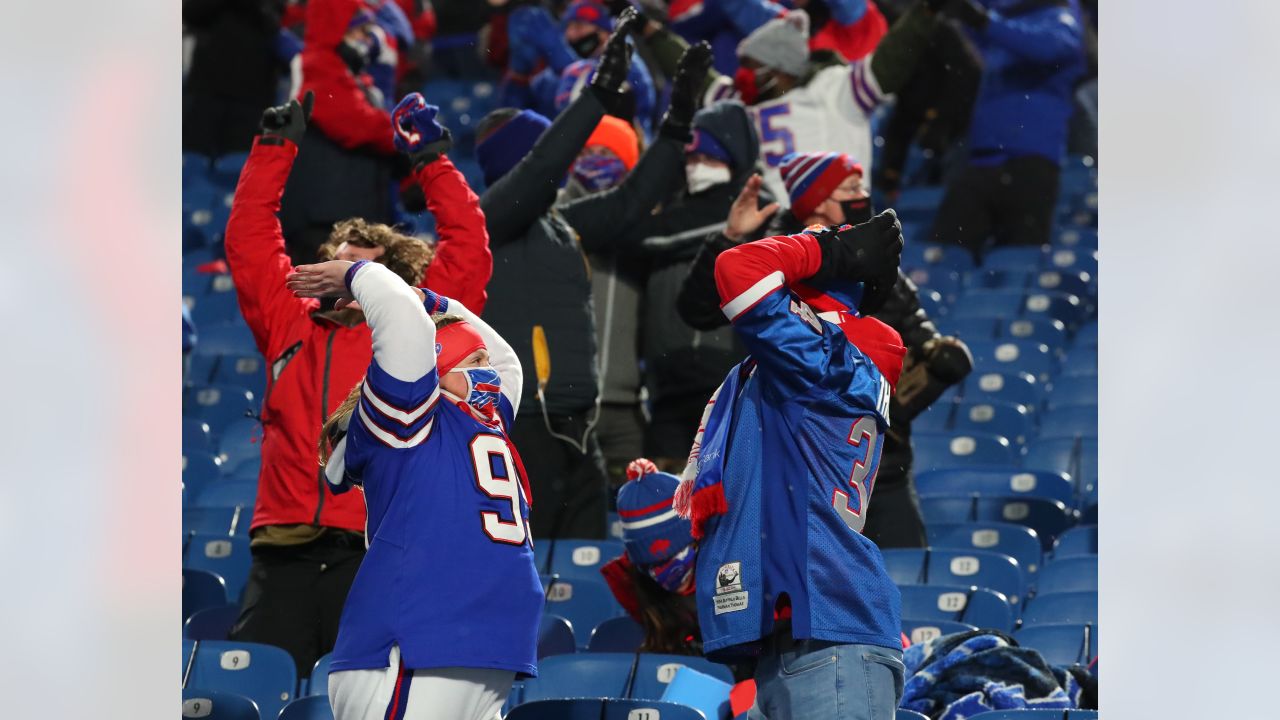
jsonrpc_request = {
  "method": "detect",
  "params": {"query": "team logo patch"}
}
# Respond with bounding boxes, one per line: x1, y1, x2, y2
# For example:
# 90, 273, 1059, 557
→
713, 561, 748, 615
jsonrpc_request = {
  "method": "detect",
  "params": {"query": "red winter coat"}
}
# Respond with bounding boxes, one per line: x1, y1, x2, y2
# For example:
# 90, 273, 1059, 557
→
810, 2, 888, 63
226, 135, 492, 533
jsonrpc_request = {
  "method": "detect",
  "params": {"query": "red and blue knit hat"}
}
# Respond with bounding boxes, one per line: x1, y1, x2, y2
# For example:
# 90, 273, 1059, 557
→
617, 459, 694, 566
780, 151, 863, 221
563, 0, 614, 31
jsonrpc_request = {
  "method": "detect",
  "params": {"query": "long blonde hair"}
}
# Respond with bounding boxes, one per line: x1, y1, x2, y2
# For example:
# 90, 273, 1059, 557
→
318, 313, 468, 468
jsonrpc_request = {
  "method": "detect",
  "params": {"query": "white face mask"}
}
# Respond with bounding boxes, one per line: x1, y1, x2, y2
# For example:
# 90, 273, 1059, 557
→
686, 162, 731, 194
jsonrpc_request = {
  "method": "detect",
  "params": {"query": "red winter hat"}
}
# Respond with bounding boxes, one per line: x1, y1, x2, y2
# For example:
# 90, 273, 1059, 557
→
435, 322, 486, 375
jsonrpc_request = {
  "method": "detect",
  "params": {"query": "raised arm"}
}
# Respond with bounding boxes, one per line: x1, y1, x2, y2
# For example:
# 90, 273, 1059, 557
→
867, 1, 941, 96
224, 94, 318, 357
435, 295, 524, 417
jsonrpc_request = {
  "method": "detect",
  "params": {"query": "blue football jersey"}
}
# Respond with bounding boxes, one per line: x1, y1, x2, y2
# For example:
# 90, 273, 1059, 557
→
691, 237, 902, 662
327, 262, 543, 677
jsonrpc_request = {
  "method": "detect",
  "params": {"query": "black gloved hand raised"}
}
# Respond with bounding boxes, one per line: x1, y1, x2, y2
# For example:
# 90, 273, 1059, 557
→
857, 271, 897, 316
260, 91, 314, 146
808, 209, 905, 289
589, 7, 641, 95
659, 41, 712, 142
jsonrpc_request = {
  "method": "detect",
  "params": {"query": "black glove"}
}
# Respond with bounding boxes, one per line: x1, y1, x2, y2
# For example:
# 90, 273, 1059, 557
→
260, 90, 314, 146
808, 209, 904, 289
604, 0, 650, 25
660, 41, 712, 142
922, 336, 973, 383
589, 7, 641, 95
942, 0, 989, 30
858, 271, 897, 316
921, 0, 949, 13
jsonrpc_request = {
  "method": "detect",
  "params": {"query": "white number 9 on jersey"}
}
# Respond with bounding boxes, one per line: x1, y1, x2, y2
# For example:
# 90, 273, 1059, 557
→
832, 416, 880, 533
469, 435, 528, 545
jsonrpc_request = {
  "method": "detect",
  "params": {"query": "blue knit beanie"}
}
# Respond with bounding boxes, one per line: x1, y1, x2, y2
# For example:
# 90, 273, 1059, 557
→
475, 109, 552, 187
617, 459, 695, 566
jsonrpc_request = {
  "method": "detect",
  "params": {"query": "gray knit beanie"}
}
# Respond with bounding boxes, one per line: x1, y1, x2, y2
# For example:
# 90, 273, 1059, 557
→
736, 9, 810, 78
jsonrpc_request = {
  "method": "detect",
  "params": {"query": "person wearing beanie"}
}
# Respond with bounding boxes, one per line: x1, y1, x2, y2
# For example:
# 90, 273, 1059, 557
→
472, 19, 711, 540
677, 151, 974, 550
629, 1, 946, 204
565, 115, 641, 197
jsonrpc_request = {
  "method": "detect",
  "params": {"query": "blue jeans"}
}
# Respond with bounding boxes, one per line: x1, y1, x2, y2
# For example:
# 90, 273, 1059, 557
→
748, 640, 906, 720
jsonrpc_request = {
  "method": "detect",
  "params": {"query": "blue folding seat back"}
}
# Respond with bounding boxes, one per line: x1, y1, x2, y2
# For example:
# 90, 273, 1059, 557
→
949, 402, 1034, 445
185, 604, 241, 641
538, 613, 577, 659
631, 653, 735, 701
182, 689, 260, 720
901, 618, 978, 646
1056, 226, 1098, 251
928, 522, 1044, 577
191, 290, 243, 327
188, 640, 296, 720
189, 384, 258, 433
982, 246, 1049, 271
547, 539, 625, 582
1014, 623, 1098, 666
919, 496, 1073, 550
218, 419, 264, 473
1021, 591, 1098, 627
543, 577, 626, 648
185, 418, 213, 453
1047, 247, 1098, 276
939, 317, 1000, 343
962, 269, 1033, 292
1073, 322, 1098, 348
184, 505, 253, 537
906, 266, 962, 304
916, 287, 948, 320
1060, 347, 1098, 376
950, 290, 1025, 321
1046, 374, 1097, 411
603, 700, 708, 720
211, 152, 250, 187
213, 353, 267, 399
916, 469, 1074, 505
1037, 556, 1098, 595
506, 699, 608, 720
902, 241, 977, 273
196, 481, 258, 509
882, 548, 1026, 607
1021, 291, 1085, 328
186, 534, 253, 602
195, 324, 258, 356
1024, 437, 1098, 499
278, 695, 334, 720
1031, 269, 1092, 300
897, 711, 933, 720
966, 340, 1057, 383
184, 452, 225, 501
306, 654, 333, 697
911, 432, 1016, 472
588, 616, 644, 653
1052, 525, 1098, 558
184, 568, 228, 621
897, 584, 1013, 633
518, 653, 633, 703
1002, 317, 1068, 350
948, 371, 1042, 410
1038, 403, 1097, 440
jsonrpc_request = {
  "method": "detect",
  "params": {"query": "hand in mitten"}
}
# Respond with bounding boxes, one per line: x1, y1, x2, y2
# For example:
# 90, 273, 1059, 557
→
808, 209, 904, 287
589, 7, 641, 94
260, 90, 314, 145
392, 92, 453, 169
660, 41, 713, 140
505, 5, 561, 74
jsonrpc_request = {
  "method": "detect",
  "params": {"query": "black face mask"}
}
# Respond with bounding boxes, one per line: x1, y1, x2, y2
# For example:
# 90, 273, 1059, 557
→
571, 33, 602, 58
840, 197, 873, 226
337, 41, 367, 73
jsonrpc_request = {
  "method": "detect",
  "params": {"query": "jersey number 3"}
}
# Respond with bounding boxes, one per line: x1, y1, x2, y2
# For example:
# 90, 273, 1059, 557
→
832, 416, 880, 533
470, 435, 527, 545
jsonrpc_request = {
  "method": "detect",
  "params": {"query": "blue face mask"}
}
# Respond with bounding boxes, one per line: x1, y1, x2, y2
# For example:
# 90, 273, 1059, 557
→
447, 366, 502, 419
645, 543, 697, 595
571, 153, 629, 193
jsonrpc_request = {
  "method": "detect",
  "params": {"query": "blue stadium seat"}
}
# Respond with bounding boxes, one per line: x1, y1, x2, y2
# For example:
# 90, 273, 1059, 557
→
1037, 556, 1098, 595
542, 576, 626, 648
906, 266, 962, 304
1014, 623, 1098, 667
278, 695, 333, 720
184, 151, 212, 185
306, 654, 332, 697
1045, 374, 1097, 411
184, 568, 228, 621
916, 287, 948, 319
543, 539, 624, 582
915, 469, 1074, 506
508, 699, 706, 720
1021, 591, 1098, 627
962, 268, 1036, 292
1003, 317, 1069, 350
190, 289, 243, 327
518, 653, 633, 703
1029, 269, 1092, 300
982, 246, 1049, 271
187, 640, 296, 720
182, 689, 260, 720
195, 324, 258, 356
1052, 525, 1098, 558
185, 534, 253, 602
1059, 347, 1098, 376
218, 418, 264, 474
185, 604, 241, 641
901, 618, 979, 646
897, 584, 1013, 633
939, 317, 1000, 343
902, 242, 977, 274
1038, 404, 1097, 440
927, 522, 1044, 577
965, 339, 1057, 382
185, 418, 213, 453
539, 613, 577, 659
949, 289, 1025, 320
588, 616, 644, 653
631, 653, 734, 700
196, 481, 258, 509
188, 384, 257, 433
183, 505, 253, 537
881, 548, 1026, 607
911, 432, 1017, 472
212, 352, 267, 399
1072, 322, 1098, 348
1021, 291, 1085, 328
1023, 437, 1098, 501
184, 451, 224, 502
1055, 226, 1098, 251
915, 401, 1033, 446
918, 496, 1074, 550
211, 152, 251, 188
1047, 248, 1097, 277
897, 711, 933, 720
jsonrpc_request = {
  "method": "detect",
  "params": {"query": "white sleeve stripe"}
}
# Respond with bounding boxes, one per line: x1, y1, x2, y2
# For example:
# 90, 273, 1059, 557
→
358, 402, 434, 448
722, 271, 786, 321
620, 508, 680, 530
362, 382, 439, 426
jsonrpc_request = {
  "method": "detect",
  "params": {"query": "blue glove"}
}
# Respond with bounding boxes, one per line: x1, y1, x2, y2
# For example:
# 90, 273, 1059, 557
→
508, 6, 574, 75
392, 93, 452, 168
824, 0, 868, 26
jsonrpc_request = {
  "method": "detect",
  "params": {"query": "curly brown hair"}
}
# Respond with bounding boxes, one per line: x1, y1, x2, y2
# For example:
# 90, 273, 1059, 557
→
318, 218, 435, 286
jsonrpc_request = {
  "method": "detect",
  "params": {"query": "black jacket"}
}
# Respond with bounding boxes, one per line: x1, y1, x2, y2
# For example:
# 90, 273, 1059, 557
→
482, 88, 685, 416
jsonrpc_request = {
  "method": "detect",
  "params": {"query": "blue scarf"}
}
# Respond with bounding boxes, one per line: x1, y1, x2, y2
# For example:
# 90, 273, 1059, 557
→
673, 359, 755, 538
